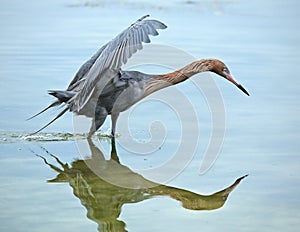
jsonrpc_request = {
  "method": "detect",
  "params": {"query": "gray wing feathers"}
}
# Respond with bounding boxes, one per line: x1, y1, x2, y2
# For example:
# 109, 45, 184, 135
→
67, 44, 108, 90
72, 15, 167, 112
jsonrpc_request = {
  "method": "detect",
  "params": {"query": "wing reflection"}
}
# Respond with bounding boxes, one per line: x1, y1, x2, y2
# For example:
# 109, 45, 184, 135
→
36, 138, 247, 232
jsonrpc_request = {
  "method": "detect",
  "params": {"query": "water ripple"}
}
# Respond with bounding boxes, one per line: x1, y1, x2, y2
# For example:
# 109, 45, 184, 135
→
0, 131, 111, 143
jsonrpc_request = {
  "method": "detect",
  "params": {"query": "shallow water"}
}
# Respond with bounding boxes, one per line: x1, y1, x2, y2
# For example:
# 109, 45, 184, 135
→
0, 0, 299, 231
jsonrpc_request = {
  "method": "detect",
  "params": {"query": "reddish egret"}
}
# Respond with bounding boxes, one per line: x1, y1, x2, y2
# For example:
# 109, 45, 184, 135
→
30, 15, 249, 137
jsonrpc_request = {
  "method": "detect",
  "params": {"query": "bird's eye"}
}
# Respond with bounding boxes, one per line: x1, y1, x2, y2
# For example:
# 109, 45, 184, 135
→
223, 67, 229, 74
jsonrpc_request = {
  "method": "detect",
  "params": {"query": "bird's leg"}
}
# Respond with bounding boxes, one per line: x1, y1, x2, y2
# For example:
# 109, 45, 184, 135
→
111, 112, 119, 137
88, 107, 108, 138
110, 136, 120, 163
87, 120, 97, 139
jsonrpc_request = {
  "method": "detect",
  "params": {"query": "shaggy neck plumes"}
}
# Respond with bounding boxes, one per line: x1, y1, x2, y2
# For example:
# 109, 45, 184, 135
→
160, 59, 217, 84
143, 59, 218, 96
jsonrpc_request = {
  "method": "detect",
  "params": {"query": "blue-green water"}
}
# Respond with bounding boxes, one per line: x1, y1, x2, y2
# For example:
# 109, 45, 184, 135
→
0, 0, 299, 231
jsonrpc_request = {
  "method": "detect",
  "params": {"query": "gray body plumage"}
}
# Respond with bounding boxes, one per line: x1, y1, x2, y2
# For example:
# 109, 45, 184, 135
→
32, 15, 167, 136
72, 69, 156, 136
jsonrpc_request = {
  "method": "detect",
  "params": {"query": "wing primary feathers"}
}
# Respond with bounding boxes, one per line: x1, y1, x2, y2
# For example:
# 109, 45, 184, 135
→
133, 14, 150, 25
63, 15, 167, 113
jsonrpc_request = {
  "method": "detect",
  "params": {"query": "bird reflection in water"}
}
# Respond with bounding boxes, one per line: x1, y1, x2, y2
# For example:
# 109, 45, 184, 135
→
36, 138, 247, 232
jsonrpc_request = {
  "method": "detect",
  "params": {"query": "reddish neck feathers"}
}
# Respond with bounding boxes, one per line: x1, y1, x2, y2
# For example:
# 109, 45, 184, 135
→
143, 59, 217, 96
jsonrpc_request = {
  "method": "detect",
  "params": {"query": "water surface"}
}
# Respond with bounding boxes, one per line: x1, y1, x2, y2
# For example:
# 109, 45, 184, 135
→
0, 0, 299, 231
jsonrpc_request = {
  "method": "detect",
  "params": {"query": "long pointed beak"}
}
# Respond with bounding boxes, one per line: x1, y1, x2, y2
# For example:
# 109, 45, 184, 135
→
237, 84, 250, 96
227, 74, 250, 96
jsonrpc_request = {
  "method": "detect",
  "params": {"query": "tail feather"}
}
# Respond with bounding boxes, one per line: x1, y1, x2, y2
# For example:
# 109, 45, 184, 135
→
28, 90, 75, 134
48, 90, 75, 103
27, 100, 62, 120
30, 106, 69, 135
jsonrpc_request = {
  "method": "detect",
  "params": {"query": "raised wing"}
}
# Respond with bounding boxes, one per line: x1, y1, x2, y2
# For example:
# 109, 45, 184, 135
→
71, 15, 167, 112
67, 43, 108, 91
